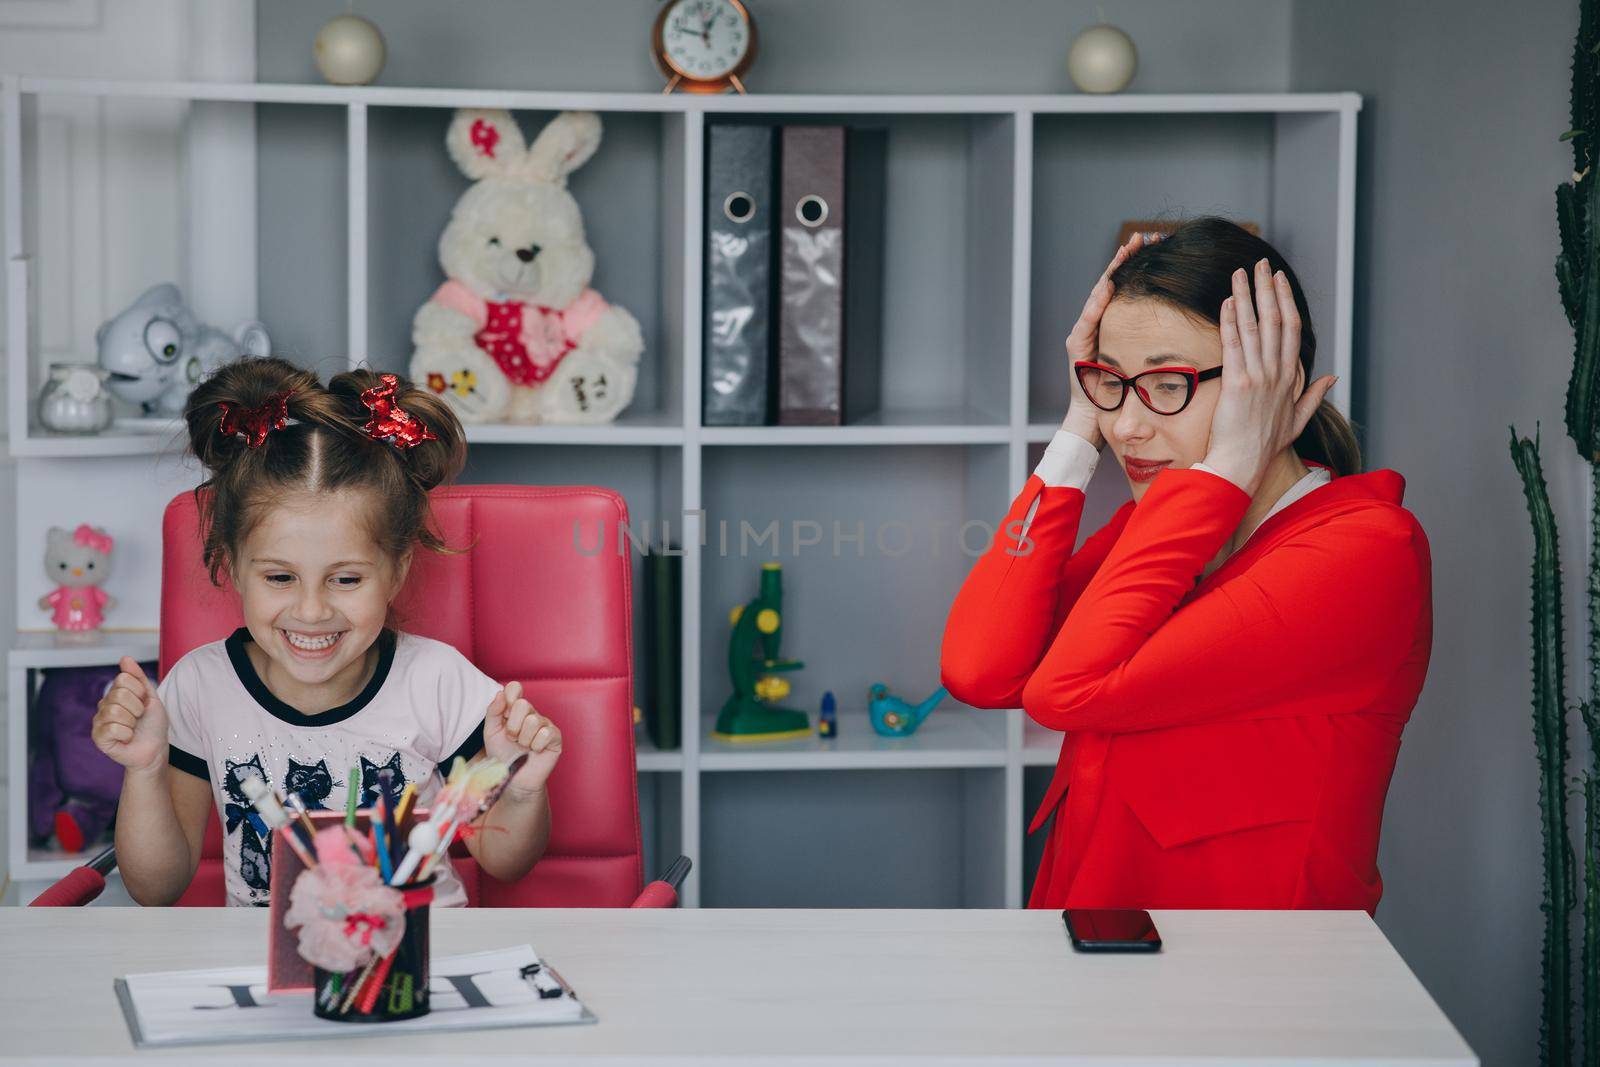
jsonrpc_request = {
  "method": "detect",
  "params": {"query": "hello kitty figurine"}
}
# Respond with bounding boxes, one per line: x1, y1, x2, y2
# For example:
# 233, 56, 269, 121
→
410, 108, 644, 425
38, 525, 116, 642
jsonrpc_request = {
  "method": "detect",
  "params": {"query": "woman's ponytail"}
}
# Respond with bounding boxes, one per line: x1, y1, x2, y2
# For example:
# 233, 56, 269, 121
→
1294, 399, 1362, 478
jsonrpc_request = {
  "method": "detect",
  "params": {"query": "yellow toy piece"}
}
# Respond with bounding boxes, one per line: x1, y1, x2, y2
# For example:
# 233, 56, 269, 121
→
753, 675, 791, 702
756, 608, 780, 634
729, 604, 744, 625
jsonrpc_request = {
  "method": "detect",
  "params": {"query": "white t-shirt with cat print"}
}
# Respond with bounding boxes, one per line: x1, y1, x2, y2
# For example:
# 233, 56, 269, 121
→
159, 627, 501, 908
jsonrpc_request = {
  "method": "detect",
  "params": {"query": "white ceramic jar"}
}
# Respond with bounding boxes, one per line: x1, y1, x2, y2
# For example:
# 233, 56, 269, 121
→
36, 363, 115, 434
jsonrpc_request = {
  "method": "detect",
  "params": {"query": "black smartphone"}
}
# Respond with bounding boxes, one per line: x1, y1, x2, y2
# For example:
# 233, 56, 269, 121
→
1062, 908, 1162, 952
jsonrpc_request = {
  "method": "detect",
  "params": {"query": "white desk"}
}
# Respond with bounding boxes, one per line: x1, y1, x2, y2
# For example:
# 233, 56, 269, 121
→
0, 907, 1475, 1065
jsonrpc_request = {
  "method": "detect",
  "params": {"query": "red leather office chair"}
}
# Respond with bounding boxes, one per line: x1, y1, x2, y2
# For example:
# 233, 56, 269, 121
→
32, 485, 689, 908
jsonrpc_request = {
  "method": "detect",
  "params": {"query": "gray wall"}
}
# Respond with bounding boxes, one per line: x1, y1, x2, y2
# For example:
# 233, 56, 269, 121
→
259, 1, 1291, 93
1291, 2, 1582, 1066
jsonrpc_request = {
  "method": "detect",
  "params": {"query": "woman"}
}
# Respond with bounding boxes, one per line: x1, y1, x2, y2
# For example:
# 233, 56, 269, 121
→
941, 217, 1432, 916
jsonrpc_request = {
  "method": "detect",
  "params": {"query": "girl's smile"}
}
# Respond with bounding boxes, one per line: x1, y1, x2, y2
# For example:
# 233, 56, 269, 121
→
279, 628, 346, 656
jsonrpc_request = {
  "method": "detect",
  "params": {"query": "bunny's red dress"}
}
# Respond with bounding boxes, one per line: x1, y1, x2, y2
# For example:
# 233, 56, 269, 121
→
941, 432, 1432, 916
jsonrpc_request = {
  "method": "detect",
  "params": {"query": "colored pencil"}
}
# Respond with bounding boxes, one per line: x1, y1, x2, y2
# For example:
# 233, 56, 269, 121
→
357, 948, 399, 1014
393, 782, 417, 826
345, 764, 360, 827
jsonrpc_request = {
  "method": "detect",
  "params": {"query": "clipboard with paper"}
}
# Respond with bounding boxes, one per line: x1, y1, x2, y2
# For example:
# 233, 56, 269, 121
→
114, 944, 596, 1048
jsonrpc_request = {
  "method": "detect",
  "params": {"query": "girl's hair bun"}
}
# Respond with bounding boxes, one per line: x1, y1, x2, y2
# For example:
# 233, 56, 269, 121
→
327, 368, 467, 492
183, 355, 325, 473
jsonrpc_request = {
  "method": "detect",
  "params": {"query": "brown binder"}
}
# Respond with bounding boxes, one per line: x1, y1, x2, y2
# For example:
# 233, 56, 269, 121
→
776, 126, 886, 426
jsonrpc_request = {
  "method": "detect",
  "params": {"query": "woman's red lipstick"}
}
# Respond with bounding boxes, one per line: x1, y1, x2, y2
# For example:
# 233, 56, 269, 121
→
1125, 458, 1172, 484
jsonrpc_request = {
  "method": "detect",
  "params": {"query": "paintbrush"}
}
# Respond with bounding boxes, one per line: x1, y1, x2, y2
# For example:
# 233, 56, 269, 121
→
283, 791, 318, 841
240, 775, 317, 868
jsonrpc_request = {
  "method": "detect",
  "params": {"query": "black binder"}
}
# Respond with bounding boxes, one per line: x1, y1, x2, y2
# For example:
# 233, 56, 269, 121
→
703, 124, 778, 426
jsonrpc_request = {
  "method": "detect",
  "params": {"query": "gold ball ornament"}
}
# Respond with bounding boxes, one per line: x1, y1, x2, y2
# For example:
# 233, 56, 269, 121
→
314, 14, 387, 86
1066, 23, 1137, 94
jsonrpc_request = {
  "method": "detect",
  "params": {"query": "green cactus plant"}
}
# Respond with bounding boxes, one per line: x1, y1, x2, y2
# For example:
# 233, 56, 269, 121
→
1560, 0, 1600, 455
1583, 719, 1600, 1067
1510, 428, 1575, 1066
1511, 0, 1600, 1061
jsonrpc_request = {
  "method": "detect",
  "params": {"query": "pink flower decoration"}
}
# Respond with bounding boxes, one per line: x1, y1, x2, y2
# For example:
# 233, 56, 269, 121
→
285, 863, 405, 972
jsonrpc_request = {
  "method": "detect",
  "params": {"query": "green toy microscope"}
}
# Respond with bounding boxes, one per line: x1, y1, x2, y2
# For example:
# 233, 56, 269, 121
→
713, 562, 809, 742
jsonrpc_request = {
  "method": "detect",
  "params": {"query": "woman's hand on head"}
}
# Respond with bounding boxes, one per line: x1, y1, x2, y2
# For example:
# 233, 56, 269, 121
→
483, 680, 562, 799
1062, 232, 1161, 449
1201, 259, 1337, 496
91, 656, 170, 775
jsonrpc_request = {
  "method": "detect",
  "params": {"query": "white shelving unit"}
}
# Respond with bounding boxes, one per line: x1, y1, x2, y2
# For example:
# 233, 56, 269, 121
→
4, 77, 1358, 905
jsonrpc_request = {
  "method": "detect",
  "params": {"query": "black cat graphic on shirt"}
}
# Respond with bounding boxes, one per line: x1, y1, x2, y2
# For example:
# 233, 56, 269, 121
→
358, 752, 407, 808
282, 756, 336, 810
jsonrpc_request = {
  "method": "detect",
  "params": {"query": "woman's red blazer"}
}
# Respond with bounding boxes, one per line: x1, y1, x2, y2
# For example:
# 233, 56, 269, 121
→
941, 463, 1432, 916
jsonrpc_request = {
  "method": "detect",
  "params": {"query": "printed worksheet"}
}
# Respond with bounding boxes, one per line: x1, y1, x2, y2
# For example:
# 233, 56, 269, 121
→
115, 944, 595, 1047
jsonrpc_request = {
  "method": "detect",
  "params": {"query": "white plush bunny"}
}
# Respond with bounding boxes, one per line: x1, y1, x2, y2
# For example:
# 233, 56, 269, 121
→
410, 109, 644, 424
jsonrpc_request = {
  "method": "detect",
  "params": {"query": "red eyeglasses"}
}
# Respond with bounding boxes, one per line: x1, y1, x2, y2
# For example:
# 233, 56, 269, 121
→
1073, 360, 1223, 416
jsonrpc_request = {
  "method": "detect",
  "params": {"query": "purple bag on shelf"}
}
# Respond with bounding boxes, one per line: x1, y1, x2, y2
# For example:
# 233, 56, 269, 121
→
27, 661, 156, 852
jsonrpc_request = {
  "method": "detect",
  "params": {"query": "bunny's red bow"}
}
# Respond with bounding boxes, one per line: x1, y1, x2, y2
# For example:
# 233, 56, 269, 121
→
359, 374, 438, 449
218, 392, 290, 448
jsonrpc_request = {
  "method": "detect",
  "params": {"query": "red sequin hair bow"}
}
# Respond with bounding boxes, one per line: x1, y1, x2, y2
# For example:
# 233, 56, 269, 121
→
359, 373, 438, 449
218, 392, 290, 448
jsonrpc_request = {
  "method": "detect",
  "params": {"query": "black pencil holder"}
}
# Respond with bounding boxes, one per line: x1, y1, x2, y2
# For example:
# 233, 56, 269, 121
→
312, 877, 434, 1022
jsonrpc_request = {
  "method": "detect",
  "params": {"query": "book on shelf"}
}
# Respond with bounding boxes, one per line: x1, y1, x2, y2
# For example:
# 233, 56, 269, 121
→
641, 547, 682, 752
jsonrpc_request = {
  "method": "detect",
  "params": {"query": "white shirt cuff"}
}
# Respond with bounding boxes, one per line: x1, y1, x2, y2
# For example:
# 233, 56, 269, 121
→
1190, 460, 1248, 493
1033, 429, 1100, 491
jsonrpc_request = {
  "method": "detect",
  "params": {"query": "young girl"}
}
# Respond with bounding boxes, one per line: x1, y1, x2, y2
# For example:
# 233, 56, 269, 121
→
90, 357, 562, 907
